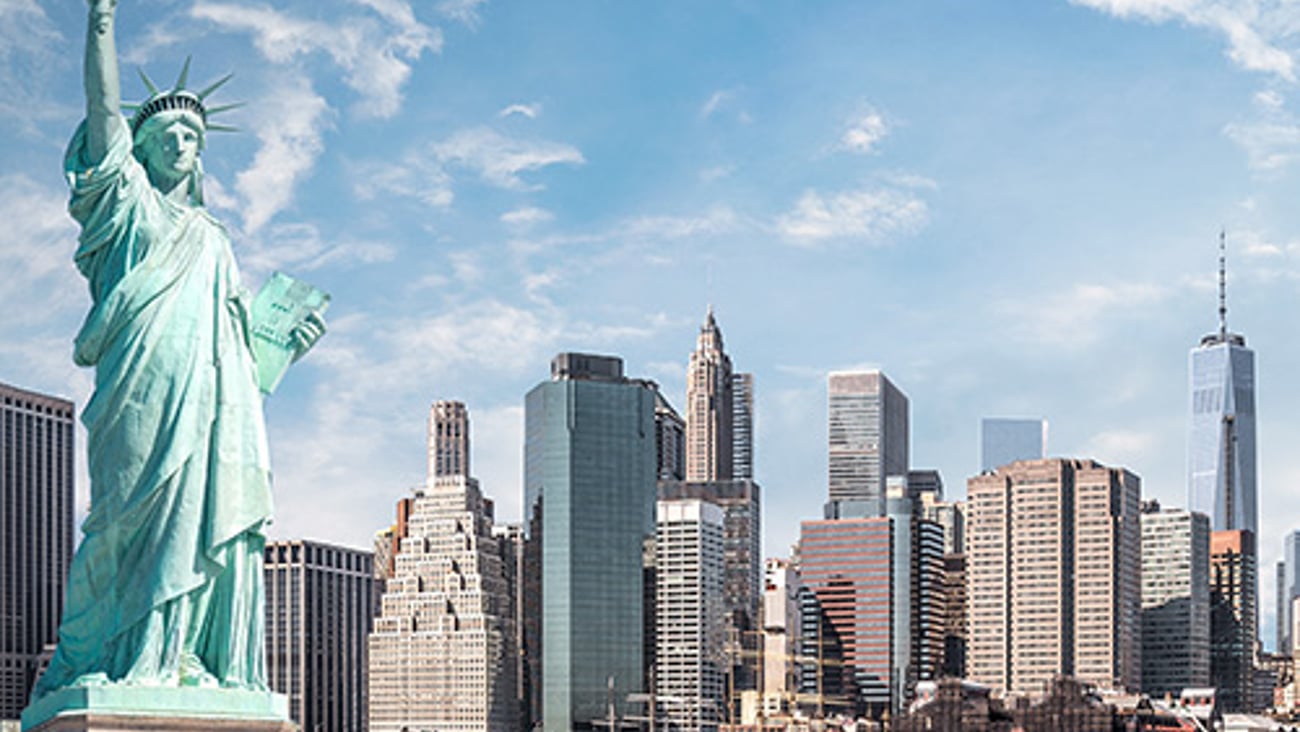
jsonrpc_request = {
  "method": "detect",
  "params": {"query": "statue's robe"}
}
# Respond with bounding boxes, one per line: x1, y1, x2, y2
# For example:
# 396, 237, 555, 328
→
35, 114, 272, 695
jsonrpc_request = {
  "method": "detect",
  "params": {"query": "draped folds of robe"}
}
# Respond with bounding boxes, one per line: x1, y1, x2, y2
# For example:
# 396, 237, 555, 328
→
33, 114, 273, 697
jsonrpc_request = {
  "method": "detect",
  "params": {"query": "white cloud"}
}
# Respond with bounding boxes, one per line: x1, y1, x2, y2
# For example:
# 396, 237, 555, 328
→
1224, 118, 1300, 172
499, 103, 542, 119
437, 0, 489, 27
234, 73, 332, 233
620, 207, 741, 241
701, 89, 735, 119
699, 165, 734, 182
433, 126, 584, 190
0, 0, 72, 131
0, 175, 84, 322
776, 186, 929, 246
239, 221, 396, 281
192, 1, 441, 118
501, 206, 554, 227
352, 157, 455, 208
1071, 0, 1298, 80
1006, 281, 1168, 349
841, 108, 890, 154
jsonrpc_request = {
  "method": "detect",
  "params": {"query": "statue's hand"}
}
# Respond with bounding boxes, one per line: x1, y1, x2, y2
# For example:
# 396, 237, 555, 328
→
89, 0, 117, 12
289, 311, 326, 362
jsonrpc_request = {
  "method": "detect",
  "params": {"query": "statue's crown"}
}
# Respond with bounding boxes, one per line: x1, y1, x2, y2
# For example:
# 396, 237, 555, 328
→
127, 57, 240, 136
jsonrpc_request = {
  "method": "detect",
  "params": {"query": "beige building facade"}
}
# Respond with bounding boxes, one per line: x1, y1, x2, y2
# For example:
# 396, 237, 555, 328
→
967, 458, 1141, 696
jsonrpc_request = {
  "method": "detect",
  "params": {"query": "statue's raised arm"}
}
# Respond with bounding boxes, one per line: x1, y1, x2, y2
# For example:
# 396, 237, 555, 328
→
83, 0, 121, 163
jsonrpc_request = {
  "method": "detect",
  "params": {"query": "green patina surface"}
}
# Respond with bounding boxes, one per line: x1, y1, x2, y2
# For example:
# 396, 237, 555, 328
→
22, 688, 289, 729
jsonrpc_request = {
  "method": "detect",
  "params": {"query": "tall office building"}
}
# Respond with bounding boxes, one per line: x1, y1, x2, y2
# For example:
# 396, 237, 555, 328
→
979, 417, 1046, 473
884, 478, 945, 704
687, 308, 734, 482
655, 391, 686, 481
428, 400, 470, 479
967, 458, 1141, 696
657, 481, 762, 636
1278, 531, 1300, 655
826, 371, 908, 519
940, 553, 967, 679
1139, 504, 1210, 697
524, 353, 656, 731
0, 383, 74, 720
655, 499, 726, 732
1210, 529, 1257, 712
732, 373, 755, 480
369, 403, 518, 732
798, 518, 894, 718
265, 540, 375, 732
1188, 235, 1256, 537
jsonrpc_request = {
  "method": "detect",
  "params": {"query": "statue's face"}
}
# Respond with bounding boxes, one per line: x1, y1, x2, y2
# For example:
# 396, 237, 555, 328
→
140, 117, 202, 190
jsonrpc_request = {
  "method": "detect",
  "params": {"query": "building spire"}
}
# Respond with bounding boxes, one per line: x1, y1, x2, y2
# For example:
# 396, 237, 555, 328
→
1219, 229, 1227, 341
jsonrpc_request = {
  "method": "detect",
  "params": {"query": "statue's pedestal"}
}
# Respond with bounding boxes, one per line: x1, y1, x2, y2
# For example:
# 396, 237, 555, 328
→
21, 687, 295, 732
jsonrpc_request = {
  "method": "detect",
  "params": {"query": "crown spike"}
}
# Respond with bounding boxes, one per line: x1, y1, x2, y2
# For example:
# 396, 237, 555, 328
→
173, 56, 192, 92
137, 68, 160, 96
205, 123, 240, 133
196, 73, 233, 101
121, 103, 141, 111
204, 102, 245, 116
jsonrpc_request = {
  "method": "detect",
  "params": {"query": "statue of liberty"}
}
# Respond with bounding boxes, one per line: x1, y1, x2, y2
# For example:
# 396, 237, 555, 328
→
29, 0, 325, 708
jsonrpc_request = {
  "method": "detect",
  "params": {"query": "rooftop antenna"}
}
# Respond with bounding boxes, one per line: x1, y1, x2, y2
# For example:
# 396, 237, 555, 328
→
1218, 228, 1227, 341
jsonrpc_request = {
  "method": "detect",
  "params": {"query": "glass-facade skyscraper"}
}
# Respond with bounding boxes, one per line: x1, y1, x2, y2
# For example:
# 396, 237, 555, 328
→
826, 370, 908, 519
1188, 238, 1256, 537
524, 353, 656, 731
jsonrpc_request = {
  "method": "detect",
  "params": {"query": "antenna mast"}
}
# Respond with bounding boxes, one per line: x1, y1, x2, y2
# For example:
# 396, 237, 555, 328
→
1218, 229, 1227, 341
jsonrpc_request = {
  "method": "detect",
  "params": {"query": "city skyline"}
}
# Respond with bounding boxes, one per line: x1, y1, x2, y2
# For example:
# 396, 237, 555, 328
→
8, 0, 1300, 654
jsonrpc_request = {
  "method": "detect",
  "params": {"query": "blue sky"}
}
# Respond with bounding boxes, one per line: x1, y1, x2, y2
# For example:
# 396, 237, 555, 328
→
5, 0, 1300, 647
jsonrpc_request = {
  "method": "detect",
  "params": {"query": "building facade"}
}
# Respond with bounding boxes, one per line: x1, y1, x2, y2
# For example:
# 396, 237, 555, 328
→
1188, 240, 1256, 537
524, 353, 656, 731
1210, 529, 1257, 712
1278, 531, 1300, 655
0, 383, 74, 721
369, 402, 518, 732
1139, 505, 1210, 697
967, 458, 1141, 696
686, 308, 734, 482
826, 371, 908, 519
731, 373, 755, 480
798, 518, 894, 718
655, 499, 726, 731
760, 559, 801, 717
266, 540, 375, 732
978, 417, 1046, 473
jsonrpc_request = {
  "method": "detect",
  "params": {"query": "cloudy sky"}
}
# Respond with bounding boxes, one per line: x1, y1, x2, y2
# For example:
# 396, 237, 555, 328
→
5, 0, 1300, 647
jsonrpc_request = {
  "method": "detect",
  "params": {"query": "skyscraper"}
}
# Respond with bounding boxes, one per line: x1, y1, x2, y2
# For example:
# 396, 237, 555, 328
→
978, 417, 1046, 472
967, 458, 1141, 695
265, 540, 375, 732
428, 400, 470, 479
655, 499, 726, 731
761, 559, 802, 717
1139, 504, 1210, 697
1210, 529, 1257, 712
369, 402, 518, 732
686, 308, 734, 482
731, 372, 755, 480
1277, 531, 1300, 655
798, 517, 894, 718
1188, 234, 1257, 537
826, 371, 908, 519
0, 382, 74, 720
654, 391, 686, 481
524, 353, 656, 731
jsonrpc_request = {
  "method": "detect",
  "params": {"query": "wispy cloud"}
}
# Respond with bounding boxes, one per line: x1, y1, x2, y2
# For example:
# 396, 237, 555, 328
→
0, 175, 85, 320
1223, 91, 1300, 173
437, 0, 489, 27
433, 127, 584, 190
501, 206, 554, 228
499, 103, 542, 119
239, 221, 396, 281
234, 73, 332, 233
0, 0, 72, 133
1071, 0, 1299, 80
192, 0, 441, 118
840, 106, 890, 154
776, 185, 930, 246
700, 87, 750, 123
1003, 281, 1169, 349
